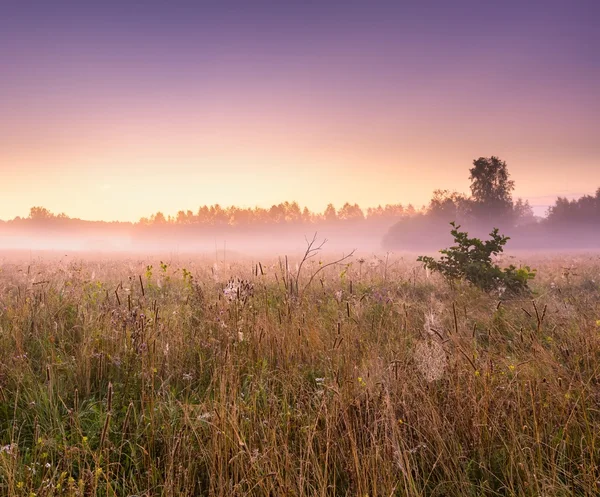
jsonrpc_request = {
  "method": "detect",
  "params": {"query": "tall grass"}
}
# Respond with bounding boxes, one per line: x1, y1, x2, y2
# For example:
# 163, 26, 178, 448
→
0, 253, 599, 496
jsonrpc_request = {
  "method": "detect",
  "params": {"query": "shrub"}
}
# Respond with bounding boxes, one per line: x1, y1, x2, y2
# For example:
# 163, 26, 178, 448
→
417, 222, 535, 294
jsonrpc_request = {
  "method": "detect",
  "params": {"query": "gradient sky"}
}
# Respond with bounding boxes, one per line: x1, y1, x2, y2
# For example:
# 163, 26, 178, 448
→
1, 0, 599, 221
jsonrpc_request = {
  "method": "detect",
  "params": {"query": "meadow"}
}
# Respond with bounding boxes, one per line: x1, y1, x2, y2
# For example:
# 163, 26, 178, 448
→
0, 249, 599, 496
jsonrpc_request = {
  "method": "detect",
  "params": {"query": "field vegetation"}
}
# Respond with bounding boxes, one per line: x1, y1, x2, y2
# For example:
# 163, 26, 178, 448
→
0, 248, 599, 496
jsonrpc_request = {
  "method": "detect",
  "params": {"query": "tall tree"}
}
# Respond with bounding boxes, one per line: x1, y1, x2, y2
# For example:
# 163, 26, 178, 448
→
469, 156, 515, 221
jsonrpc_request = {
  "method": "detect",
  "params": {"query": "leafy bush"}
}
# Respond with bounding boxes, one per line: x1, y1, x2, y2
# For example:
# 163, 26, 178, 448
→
417, 222, 535, 294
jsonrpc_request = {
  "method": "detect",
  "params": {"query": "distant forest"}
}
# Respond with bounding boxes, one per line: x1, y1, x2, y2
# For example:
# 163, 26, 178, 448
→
1, 157, 599, 251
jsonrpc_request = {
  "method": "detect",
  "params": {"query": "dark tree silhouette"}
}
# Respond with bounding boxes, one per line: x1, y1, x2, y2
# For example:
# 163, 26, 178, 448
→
547, 188, 600, 225
469, 156, 515, 221
428, 189, 469, 221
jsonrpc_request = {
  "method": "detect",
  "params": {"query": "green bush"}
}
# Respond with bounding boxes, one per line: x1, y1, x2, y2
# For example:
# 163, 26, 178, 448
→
417, 222, 535, 294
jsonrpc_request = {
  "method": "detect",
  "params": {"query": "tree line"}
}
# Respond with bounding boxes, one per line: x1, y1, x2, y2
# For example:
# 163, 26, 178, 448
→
384, 156, 600, 249
9, 203, 416, 226
3, 156, 599, 231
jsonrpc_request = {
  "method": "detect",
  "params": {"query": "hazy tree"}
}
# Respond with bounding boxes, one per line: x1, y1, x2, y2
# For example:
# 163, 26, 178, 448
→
268, 204, 286, 223
428, 189, 469, 220
151, 212, 167, 224
284, 201, 302, 223
338, 202, 365, 221
302, 206, 313, 223
323, 204, 337, 222
210, 204, 228, 225
469, 156, 515, 221
29, 206, 54, 220
547, 189, 600, 224
384, 204, 405, 218
253, 207, 269, 224
176, 210, 188, 224
513, 198, 536, 226
196, 206, 211, 224
367, 205, 384, 218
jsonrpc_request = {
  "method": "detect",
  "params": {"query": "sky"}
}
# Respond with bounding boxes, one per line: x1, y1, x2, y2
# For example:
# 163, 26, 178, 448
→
1, 0, 599, 221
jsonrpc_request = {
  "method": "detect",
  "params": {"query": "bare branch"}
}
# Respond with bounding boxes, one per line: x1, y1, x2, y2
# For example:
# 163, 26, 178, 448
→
301, 249, 356, 298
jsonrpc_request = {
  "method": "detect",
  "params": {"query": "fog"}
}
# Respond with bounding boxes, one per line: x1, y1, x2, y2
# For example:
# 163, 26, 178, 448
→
0, 223, 386, 260
1, 220, 599, 262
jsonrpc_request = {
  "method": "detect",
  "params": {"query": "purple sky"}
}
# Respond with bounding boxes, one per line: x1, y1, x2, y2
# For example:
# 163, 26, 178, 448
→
1, 0, 598, 221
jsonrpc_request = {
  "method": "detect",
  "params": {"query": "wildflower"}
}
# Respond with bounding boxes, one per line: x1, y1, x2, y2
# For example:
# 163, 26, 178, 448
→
0, 443, 16, 455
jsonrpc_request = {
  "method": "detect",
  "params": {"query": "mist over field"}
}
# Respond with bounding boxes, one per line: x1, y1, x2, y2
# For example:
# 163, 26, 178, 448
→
1, 223, 600, 258
0, 222, 385, 255
2, 173, 599, 255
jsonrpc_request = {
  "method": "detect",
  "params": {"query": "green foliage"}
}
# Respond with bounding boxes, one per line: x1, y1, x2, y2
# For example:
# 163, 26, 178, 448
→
417, 222, 535, 294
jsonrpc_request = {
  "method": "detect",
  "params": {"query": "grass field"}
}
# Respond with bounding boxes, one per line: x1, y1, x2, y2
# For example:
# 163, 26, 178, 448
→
0, 251, 599, 496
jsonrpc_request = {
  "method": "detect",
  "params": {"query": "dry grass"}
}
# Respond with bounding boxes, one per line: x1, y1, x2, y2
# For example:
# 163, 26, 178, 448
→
0, 251, 599, 496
